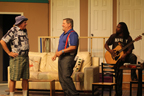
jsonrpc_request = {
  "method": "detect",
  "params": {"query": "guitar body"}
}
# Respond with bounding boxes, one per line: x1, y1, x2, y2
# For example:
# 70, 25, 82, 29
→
105, 45, 124, 64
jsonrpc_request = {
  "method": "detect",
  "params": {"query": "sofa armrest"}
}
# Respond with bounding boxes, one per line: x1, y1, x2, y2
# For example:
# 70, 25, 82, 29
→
72, 72, 84, 82
84, 66, 99, 90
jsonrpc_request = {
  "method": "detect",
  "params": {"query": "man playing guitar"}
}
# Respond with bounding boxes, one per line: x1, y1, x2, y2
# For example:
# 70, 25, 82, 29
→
104, 22, 137, 96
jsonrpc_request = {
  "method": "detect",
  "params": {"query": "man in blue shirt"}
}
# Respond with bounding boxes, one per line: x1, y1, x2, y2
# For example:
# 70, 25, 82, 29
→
52, 18, 79, 96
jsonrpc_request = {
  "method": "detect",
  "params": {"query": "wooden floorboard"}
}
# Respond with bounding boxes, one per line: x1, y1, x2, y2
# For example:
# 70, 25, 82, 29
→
1, 85, 144, 96
3, 89, 144, 96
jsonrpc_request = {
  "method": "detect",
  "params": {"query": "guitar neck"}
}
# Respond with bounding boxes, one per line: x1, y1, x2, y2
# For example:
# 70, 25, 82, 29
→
119, 40, 135, 53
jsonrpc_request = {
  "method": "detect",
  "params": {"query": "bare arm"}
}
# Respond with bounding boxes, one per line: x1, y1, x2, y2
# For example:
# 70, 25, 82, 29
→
125, 48, 132, 55
62, 46, 77, 53
105, 43, 115, 54
104, 43, 111, 52
1, 40, 11, 54
121, 48, 133, 61
52, 49, 58, 61
52, 45, 77, 61
0, 40, 18, 57
55, 46, 77, 57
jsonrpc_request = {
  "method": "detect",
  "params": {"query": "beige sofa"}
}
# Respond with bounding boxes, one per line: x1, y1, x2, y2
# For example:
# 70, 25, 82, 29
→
8, 51, 100, 91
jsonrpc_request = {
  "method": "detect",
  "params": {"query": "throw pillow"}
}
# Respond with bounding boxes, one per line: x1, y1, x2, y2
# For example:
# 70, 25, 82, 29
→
29, 52, 47, 72
73, 58, 83, 72
76, 52, 92, 72
29, 56, 41, 72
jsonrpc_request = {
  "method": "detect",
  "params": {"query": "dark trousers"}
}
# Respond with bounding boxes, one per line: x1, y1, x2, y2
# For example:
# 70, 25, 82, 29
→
58, 55, 79, 96
115, 53, 137, 96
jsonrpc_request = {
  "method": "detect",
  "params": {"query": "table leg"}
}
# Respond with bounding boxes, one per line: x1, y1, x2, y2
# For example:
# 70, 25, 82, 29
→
27, 81, 29, 96
137, 69, 142, 96
27, 89, 29, 96
92, 85, 94, 96
109, 86, 112, 96
130, 82, 132, 96
50, 80, 55, 96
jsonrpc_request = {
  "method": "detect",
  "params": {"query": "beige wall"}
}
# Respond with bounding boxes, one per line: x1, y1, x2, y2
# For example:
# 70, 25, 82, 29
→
0, 0, 117, 81
0, 1, 117, 52
0, 2, 49, 81
49, 0, 117, 51
79, 0, 88, 51
113, 0, 117, 33
80, 0, 88, 51
0, 2, 49, 52
79, 0, 117, 51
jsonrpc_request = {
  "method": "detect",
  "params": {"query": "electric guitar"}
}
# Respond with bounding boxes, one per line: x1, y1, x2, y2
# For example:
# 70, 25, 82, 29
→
105, 35, 142, 64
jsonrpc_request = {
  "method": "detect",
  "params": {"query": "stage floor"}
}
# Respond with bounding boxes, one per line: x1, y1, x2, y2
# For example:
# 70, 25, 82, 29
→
0, 83, 143, 96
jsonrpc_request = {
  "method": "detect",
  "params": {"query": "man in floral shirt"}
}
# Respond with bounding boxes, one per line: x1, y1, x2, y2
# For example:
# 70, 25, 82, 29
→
0, 16, 29, 96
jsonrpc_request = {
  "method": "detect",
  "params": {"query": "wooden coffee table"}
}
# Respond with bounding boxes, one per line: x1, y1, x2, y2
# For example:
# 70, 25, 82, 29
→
28, 79, 55, 96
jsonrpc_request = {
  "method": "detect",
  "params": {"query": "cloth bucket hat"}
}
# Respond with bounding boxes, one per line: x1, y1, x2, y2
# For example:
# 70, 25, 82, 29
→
15, 16, 28, 25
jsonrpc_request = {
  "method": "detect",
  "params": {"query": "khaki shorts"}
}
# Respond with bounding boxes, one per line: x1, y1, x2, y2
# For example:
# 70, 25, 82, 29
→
10, 56, 29, 81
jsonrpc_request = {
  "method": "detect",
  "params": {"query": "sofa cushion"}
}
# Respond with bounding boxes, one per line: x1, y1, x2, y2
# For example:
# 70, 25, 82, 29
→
73, 58, 83, 72
47, 53, 58, 72
72, 72, 84, 82
29, 56, 41, 72
30, 72, 39, 79
38, 72, 59, 80
76, 52, 92, 72
29, 52, 47, 72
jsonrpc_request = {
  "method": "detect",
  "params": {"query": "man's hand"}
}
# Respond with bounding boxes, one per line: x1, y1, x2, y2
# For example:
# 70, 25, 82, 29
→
8, 52, 18, 58
56, 51, 63, 57
109, 49, 116, 57
105, 44, 117, 58
52, 55, 57, 61
52, 51, 62, 61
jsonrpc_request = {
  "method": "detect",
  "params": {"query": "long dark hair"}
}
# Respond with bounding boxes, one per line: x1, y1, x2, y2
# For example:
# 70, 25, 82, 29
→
119, 22, 130, 39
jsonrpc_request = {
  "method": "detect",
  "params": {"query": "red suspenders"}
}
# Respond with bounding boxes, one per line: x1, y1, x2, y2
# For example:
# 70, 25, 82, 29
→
64, 30, 75, 49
